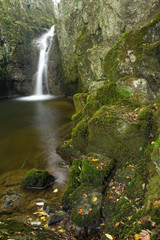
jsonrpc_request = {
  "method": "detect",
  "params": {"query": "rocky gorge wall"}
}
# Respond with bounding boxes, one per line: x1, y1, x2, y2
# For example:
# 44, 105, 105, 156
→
0, 0, 54, 97
56, 0, 160, 97
56, 1, 160, 239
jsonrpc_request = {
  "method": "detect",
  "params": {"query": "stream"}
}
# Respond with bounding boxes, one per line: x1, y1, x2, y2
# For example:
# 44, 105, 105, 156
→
0, 96, 74, 221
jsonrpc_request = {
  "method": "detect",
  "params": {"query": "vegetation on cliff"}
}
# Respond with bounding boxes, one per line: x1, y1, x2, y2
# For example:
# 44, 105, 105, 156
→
57, 14, 160, 239
0, 0, 54, 96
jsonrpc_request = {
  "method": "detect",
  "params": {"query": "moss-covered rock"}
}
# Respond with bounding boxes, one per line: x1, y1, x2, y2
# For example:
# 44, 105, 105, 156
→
151, 136, 160, 175
103, 14, 160, 102
62, 159, 82, 209
71, 185, 103, 228
21, 169, 55, 189
80, 153, 114, 186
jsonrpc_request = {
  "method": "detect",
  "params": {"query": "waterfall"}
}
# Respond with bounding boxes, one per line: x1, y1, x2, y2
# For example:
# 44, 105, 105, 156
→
34, 25, 55, 96
52, 0, 60, 16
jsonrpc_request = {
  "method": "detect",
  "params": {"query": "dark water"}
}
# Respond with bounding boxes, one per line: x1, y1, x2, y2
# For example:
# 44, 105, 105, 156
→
0, 96, 74, 184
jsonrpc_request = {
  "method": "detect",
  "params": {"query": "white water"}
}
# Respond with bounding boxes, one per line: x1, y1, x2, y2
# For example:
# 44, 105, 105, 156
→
17, 1, 60, 102
52, 0, 60, 16
34, 25, 55, 96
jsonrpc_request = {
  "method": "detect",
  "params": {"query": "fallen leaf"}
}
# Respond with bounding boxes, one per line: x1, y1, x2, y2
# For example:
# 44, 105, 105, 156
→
36, 202, 44, 206
38, 208, 43, 212
84, 193, 88, 198
139, 230, 151, 240
40, 216, 47, 221
78, 209, 83, 213
93, 197, 98, 202
92, 158, 98, 162
115, 222, 120, 227
105, 233, 113, 240
142, 183, 146, 190
129, 164, 135, 168
58, 229, 65, 233
53, 188, 58, 193
134, 234, 140, 240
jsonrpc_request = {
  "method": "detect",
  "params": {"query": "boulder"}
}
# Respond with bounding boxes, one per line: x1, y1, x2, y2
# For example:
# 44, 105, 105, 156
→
48, 211, 66, 225
21, 169, 55, 189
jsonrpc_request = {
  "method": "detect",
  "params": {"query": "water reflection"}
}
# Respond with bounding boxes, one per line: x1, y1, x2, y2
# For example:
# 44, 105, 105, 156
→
0, 97, 74, 185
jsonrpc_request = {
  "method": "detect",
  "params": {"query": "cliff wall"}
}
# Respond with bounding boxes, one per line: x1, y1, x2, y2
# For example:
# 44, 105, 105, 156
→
56, 0, 160, 96
0, 0, 54, 96
57, 1, 160, 238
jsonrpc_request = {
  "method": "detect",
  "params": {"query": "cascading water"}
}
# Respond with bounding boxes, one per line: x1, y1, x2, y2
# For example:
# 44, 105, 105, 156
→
52, 0, 60, 16
34, 25, 55, 96
17, 0, 60, 101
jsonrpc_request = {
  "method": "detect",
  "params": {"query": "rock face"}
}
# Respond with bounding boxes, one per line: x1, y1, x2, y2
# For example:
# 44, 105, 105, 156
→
0, 0, 54, 97
56, 0, 160, 96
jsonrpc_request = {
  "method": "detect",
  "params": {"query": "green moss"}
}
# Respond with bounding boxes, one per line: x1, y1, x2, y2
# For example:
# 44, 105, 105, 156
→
73, 92, 88, 112
0, 0, 54, 89
0, 220, 59, 240
103, 47, 120, 81
83, 92, 100, 117
56, 139, 76, 157
21, 168, 55, 188
80, 153, 114, 186
151, 136, 160, 174
62, 159, 82, 209
125, 159, 149, 201
71, 185, 103, 227
72, 118, 89, 153
103, 13, 160, 84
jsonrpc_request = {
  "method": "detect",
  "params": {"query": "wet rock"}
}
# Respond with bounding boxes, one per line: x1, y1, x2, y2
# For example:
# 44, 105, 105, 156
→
21, 169, 55, 189
48, 211, 66, 225
43, 203, 59, 215
71, 185, 103, 228
3, 193, 20, 208
3, 196, 13, 208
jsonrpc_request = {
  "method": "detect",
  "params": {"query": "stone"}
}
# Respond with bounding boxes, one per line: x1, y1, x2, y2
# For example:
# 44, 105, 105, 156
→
3, 192, 20, 208
43, 203, 59, 215
21, 169, 55, 189
70, 185, 103, 228
56, 0, 160, 94
47, 211, 66, 225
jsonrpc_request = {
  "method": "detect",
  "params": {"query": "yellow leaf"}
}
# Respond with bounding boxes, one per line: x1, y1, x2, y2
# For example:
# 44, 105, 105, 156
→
93, 197, 98, 202
151, 141, 155, 144
134, 234, 140, 240
58, 229, 65, 233
92, 158, 98, 162
44, 224, 48, 228
105, 233, 113, 240
40, 216, 47, 221
38, 208, 43, 212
